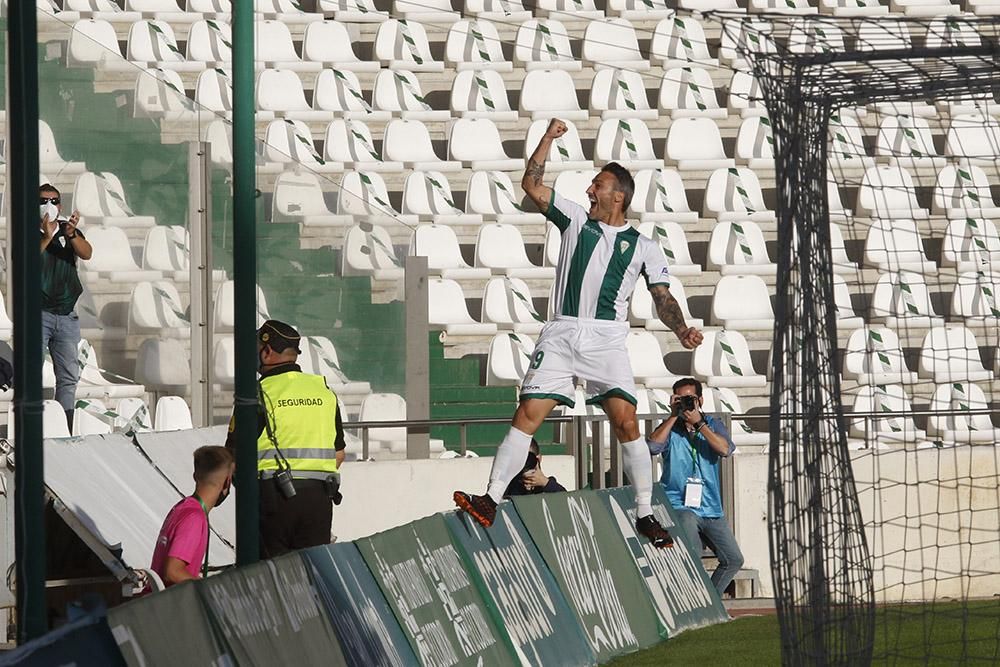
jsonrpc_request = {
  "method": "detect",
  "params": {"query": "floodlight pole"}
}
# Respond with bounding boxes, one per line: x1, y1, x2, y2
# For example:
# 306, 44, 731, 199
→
9, 0, 48, 641
232, 0, 259, 565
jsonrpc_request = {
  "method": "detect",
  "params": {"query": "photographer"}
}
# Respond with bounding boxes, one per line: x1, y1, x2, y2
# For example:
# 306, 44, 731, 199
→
647, 378, 744, 597
503, 439, 566, 498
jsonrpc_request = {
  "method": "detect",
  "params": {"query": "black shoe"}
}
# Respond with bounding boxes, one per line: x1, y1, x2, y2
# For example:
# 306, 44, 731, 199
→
454, 491, 497, 528
636, 514, 674, 548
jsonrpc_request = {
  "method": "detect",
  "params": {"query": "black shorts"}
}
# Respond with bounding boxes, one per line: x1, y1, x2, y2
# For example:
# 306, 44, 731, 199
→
259, 478, 332, 559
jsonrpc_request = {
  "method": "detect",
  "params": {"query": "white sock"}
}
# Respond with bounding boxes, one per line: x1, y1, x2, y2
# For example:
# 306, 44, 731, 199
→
621, 437, 654, 518
486, 426, 533, 503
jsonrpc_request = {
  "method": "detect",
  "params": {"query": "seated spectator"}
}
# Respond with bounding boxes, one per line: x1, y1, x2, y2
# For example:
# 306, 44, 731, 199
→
504, 439, 566, 498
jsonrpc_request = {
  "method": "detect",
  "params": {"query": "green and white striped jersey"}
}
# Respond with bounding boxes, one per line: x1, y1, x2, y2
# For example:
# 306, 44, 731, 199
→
547, 191, 670, 322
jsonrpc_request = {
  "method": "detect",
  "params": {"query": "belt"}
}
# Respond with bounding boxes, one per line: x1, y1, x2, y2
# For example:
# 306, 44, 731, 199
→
258, 470, 332, 481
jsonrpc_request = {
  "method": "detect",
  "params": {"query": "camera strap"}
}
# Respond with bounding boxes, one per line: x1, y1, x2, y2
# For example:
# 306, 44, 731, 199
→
193, 494, 210, 578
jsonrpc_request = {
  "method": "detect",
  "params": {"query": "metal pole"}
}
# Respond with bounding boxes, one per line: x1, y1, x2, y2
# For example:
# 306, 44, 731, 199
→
232, 0, 259, 565
188, 142, 213, 427
9, 0, 47, 640
404, 256, 430, 459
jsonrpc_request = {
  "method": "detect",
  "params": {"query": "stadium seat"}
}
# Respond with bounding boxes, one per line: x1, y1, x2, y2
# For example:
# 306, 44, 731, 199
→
64, 0, 139, 20
594, 118, 663, 171
703, 167, 775, 222
481, 278, 546, 334
637, 221, 701, 275
186, 19, 232, 66
863, 218, 936, 273
198, 119, 282, 173
67, 19, 130, 68
324, 120, 401, 171
629, 277, 703, 330
428, 278, 498, 336
711, 274, 775, 330
678, 0, 740, 11
917, 326, 992, 383
630, 170, 698, 224
589, 68, 657, 121
128, 280, 189, 335
890, 0, 959, 15
135, 338, 191, 390
133, 67, 203, 121
940, 218, 1000, 273
115, 397, 153, 433
692, 330, 766, 388
848, 384, 930, 447
514, 19, 580, 71
475, 224, 555, 279
486, 332, 535, 386
0, 292, 11, 342
254, 19, 321, 72
373, 69, 450, 121
188, 0, 230, 18
544, 222, 561, 268
828, 110, 875, 170
659, 67, 727, 120
402, 171, 482, 224
934, 165, 1000, 219
448, 119, 523, 172
263, 119, 343, 172
341, 222, 404, 281
749, 0, 815, 11
706, 220, 777, 275
450, 70, 518, 121
536, 0, 602, 18
735, 116, 776, 170
38, 120, 85, 176
520, 69, 588, 122
703, 387, 770, 448
314, 71, 390, 122
825, 224, 858, 275
255, 69, 328, 122
301, 22, 378, 71
552, 170, 599, 212
818, 0, 887, 14
393, 0, 460, 22
875, 115, 946, 170
466, 171, 543, 226
727, 70, 767, 119
966, 0, 1000, 14
359, 393, 446, 455
926, 382, 1000, 444
271, 171, 353, 227
665, 118, 735, 171
607, 0, 672, 20
950, 270, 1000, 321
832, 275, 865, 330
76, 287, 122, 341
338, 170, 418, 224
719, 20, 775, 70
214, 281, 269, 332
194, 68, 233, 115
74, 172, 155, 228
650, 16, 718, 70
298, 336, 372, 397
856, 165, 929, 219
318, 0, 387, 22
524, 119, 594, 172
581, 18, 648, 71
154, 396, 194, 431
870, 271, 944, 329
788, 17, 845, 52
465, 0, 532, 20
77, 339, 146, 399
33, 400, 69, 439
255, 0, 323, 23
127, 20, 200, 71
384, 120, 462, 172
409, 224, 491, 279
374, 20, 445, 73
445, 19, 512, 72
73, 398, 113, 437
80, 226, 162, 283
843, 325, 919, 385
626, 331, 680, 389
946, 114, 1000, 166
828, 176, 850, 218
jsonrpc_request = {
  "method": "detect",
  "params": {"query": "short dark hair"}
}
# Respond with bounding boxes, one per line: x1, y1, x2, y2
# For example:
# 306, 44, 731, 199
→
194, 446, 234, 482
672, 377, 703, 397
39, 183, 60, 197
600, 162, 634, 213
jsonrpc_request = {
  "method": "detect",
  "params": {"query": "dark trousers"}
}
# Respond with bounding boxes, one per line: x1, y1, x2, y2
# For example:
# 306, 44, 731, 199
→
259, 478, 332, 559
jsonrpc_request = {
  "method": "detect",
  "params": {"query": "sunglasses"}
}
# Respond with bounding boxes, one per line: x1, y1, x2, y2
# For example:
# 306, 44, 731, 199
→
40, 197, 61, 205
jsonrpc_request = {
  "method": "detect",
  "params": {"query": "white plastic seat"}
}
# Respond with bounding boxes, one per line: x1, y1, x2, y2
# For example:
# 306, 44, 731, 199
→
589, 68, 657, 121
254, 0, 322, 22
393, 0, 460, 22
263, 119, 343, 172
194, 67, 232, 115
788, 18, 845, 52
402, 171, 482, 225
465, 171, 544, 226
650, 16, 718, 69
38, 120, 86, 176
254, 19, 321, 72
544, 222, 561, 269
933, 165, 1000, 219
0, 291, 12, 341
711, 274, 774, 330
735, 116, 775, 170
703, 167, 775, 222
719, 20, 775, 70
828, 176, 850, 218
448, 119, 523, 172
856, 166, 929, 219
926, 382, 1000, 444
843, 326, 919, 385
384, 120, 462, 172
950, 270, 1000, 321
374, 20, 445, 73
409, 224, 491, 279
301, 22, 378, 71
450, 70, 517, 122
659, 67, 726, 120
692, 330, 766, 388
318, 0, 387, 22
465, 0, 531, 20
475, 224, 555, 279
519, 69, 588, 122
298, 336, 372, 397
341, 222, 404, 281
941, 218, 1000, 273
607, 0, 672, 20
552, 170, 599, 212
946, 114, 1000, 166
314, 71, 390, 122
630, 170, 698, 224
626, 331, 679, 389
338, 171, 418, 224
832, 275, 864, 330
135, 338, 190, 389
80, 226, 162, 282
213, 336, 235, 386
127, 20, 200, 71
115, 397, 153, 433
64, 0, 140, 20
128, 280, 189, 335
875, 115, 946, 169
706, 221, 777, 275
636, 221, 701, 275
445, 20, 512, 72
828, 223, 858, 274
186, 19, 232, 66
679, 0, 740, 8
271, 171, 352, 227
77, 339, 146, 399
536, 0, 603, 19
594, 118, 663, 171
749, 0, 816, 12
359, 393, 446, 455
890, 0, 959, 14
629, 277, 702, 330
198, 118, 282, 174
481, 278, 546, 334
73, 397, 113, 436
188, 0, 230, 17
372, 69, 450, 122
486, 332, 536, 385
863, 218, 935, 273
67, 19, 130, 68
428, 279, 498, 336
74, 172, 155, 227
819, 0, 888, 14
133, 67, 203, 121
582, 18, 648, 71
918, 326, 992, 383
705, 387, 769, 447
154, 396, 194, 431
727, 71, 766, 119
323, 120, 401, 172
255, 69, 328, 122
870, 271, 944, 329
849, 385, 929, 447
213, 281, 269, 332
828, 110, 875, 170
524, 119, 594, 172
514, 19, 580, 72
665, 118, 735, 171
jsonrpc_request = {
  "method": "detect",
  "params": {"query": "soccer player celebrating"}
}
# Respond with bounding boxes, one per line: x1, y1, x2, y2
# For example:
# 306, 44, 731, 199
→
455, 118, 703, 547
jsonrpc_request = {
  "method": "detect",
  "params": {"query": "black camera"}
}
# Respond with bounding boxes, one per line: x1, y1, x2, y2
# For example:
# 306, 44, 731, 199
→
677, 395, 698, 413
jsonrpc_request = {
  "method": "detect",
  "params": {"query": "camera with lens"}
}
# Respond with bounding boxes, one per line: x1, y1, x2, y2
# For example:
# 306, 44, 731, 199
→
677, 394, 698, 413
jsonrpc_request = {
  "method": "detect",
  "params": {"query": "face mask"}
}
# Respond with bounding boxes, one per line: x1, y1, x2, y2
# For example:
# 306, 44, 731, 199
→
215, 480, 231, 507
40, 203, 59, 222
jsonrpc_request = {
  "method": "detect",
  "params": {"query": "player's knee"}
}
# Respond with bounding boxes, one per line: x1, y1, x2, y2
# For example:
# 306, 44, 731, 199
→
612, 419, 640, 442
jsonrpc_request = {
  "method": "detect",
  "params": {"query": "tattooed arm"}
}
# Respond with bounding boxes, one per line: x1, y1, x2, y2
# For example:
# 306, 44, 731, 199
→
649, 284, 703, 349
522, 118, 567, 214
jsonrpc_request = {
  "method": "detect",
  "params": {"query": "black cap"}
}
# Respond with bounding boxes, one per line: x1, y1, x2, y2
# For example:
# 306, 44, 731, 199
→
257, 319, 301, 354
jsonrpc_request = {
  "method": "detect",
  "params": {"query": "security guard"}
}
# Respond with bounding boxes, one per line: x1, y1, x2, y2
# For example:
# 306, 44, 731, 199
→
225, 319, 346, 558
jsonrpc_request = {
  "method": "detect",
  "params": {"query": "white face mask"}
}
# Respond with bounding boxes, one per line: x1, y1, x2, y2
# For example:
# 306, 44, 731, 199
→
40, 202, 59, 222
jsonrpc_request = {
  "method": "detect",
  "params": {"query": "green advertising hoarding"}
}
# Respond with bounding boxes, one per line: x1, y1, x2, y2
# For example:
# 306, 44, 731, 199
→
444, 506, 596, 667
597, 487, 729, 636
357, 514, 516, 666
304, 543, 419, 666
512, 490, 664, 662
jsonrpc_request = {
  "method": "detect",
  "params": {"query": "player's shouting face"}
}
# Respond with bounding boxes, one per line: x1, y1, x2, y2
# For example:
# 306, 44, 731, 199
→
585, 171, 624, 222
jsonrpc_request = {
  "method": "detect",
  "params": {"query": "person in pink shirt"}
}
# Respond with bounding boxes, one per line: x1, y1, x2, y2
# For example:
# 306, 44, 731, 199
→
151, 446, 234, 587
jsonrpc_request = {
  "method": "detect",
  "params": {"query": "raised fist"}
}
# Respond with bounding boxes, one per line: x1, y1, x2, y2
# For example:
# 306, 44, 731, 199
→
545, 118, 568, 139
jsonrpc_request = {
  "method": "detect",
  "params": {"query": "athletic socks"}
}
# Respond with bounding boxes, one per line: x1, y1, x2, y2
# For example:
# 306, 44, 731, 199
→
621, 437, 654, 518
486, 426, 533, 503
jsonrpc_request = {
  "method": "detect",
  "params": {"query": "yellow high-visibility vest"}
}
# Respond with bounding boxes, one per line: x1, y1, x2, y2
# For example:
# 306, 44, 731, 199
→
257, 371, 339, 475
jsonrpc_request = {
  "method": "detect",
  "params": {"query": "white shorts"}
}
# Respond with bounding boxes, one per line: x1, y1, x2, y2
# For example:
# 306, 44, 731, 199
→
519, 316, 636, 409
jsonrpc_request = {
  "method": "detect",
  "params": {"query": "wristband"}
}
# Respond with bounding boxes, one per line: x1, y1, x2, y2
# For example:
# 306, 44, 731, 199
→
696, 420, 708, 431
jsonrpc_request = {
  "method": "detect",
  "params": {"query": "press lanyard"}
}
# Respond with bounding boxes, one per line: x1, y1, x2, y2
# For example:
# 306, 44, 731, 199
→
686, 432, 703, 479
193, 495, 210, 578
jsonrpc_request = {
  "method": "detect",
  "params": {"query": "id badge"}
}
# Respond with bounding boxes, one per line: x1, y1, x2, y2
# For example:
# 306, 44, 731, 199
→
684, 477, 704, 508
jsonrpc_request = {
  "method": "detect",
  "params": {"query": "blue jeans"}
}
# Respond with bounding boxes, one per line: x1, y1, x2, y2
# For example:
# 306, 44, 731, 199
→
42, 310, 81, 412
676, 509, 745, 596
